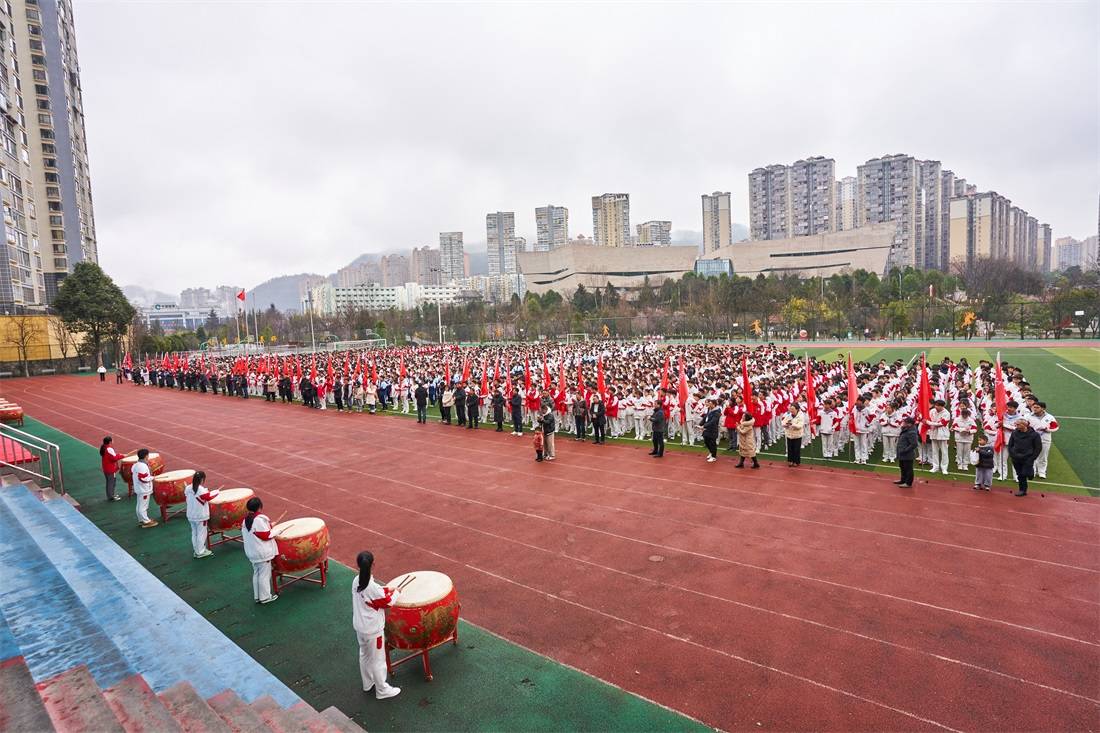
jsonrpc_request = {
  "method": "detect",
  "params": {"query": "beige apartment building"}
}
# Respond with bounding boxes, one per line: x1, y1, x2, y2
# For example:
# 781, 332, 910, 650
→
749, 157, 835, 241
701, 191, 731, 253
535, 205, 568, 251
410, 245, 441, 285
636, 220, 671, 246
13, 0, 96, 303
439, 232, 464, 284
591, 193, 630, 247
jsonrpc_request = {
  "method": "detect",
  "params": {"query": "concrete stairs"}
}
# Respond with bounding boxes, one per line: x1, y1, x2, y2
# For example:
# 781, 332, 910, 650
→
0, 480, 363, 733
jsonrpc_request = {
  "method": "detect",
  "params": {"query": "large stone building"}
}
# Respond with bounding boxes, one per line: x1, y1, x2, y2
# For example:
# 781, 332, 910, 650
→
636, 220, 671, 246
535, 205, 568, 251
439, 231, 464, 284
518, 241, 697, 296
701, 223, 896, 278
701, 191, 731, 253
749, 157, 835, 240
748, 164, 791, 240
13, 0, 96, 303
591, 193, 631, 248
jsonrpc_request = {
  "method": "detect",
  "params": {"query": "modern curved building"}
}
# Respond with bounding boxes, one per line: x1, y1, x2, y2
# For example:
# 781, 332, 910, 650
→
518, 242, 698, 296
701, 222, 896, 278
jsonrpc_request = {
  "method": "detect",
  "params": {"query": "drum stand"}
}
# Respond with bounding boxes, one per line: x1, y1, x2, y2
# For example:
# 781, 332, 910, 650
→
385, 627, 459, 682
271, 559, 328, 594
206, 529, 242, 549
159, 502, 186, 524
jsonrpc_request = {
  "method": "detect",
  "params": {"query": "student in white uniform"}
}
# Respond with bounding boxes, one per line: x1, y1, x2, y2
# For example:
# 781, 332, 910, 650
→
925, 399, 951, 475
131, 448, 158, 528
878, 403, 902, 463
952, 409, 977, 471
818, 399, 838, 458
242, 497, 279, 604
1028, 402, 1059, 479
184, 470, 218, 558
352, 551, 402, 700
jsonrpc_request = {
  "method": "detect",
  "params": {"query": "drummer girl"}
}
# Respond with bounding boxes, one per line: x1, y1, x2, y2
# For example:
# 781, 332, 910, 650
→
352, 550, 402, 700
242, 497, 278, 604
184, 471, 218, 559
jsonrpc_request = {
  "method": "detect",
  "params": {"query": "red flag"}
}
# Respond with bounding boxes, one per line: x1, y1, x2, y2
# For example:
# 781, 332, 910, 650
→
236, 289, 246, 302
558, 361, 566, 393
123, 352, 132, 369
493, 358, 500, 385
741, 354, 754, 416
399, 353, 406, 380
659, 355, 670, 392
677, 358, 688, 420
918, 353, 932, 441
847, 353, 859, 433
542, 360, 551, 391
597, 357, 606, 398
993, 353, 1007, 452
444, 359, 451, 386
308, 357, 316, 384
144, 355, 151, 371
480, 359, 488, 396
461, 354, 471, 383
576, 361, 584, 393
326, 357, 335, 383
524, 357, 532, 392
295, 358, 302, 383
370, 357, 378, 384
805, 355, 817, 437
344, 353, 351, 378
505, 369, 513, 399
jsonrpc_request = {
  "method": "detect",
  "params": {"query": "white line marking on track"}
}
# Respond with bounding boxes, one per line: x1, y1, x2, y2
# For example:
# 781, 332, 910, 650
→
1058, 363, 1100, 390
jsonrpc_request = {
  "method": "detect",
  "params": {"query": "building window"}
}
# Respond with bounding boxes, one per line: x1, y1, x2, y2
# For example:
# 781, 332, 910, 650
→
40, 142, 53, 154
31, 55, 45, 66
44, 172, 58, 182
35, 98, 48, 110
48, 215, 61, 226
34, 84, 47, 95
50, 229, 63, 240
32, 69, 45, 82
36, 113, 50, 125
53, 257, 66, 269
43, 157, 55, 167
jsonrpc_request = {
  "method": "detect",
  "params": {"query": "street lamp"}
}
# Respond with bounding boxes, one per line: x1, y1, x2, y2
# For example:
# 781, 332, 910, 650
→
303, 292, 317, 351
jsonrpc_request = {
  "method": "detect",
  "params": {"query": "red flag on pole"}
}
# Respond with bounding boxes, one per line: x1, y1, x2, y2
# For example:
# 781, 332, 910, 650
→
326, 357, 335, 383
461, 354, 471, 383
505, 369, 513, 399
236, 289, 246, 303
847, 353, 858, 433
577, 361, 584, 393
677, 358, 688, 421
558, 361, 566, 393
660, 355, 670, 392
310, 357, 318, 383
444, 359, 451, 386
597, 357, 606, 398
480, 359, 488, 396
493, 358, 500, 385
399, 353, 406, 380
805, 355, 817, 437
741, 354, 754, 416
295, 357, 302, 383
918, 353, 932, 441
370, 357, 378, 384
993, 352, 1007, 452
542, 360, 552, 391
524, 357, 531, 392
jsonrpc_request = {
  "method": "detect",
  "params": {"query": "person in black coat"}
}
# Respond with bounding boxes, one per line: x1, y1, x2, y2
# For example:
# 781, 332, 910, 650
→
541, 407, 556, 461
894, 417, 919, 488
509, 391, 524, 435
649, 400, 666, 457
590, 394, 607, 444
414, 383, 428, 424
454, 384, 467, 426
465, 389, 479, 429
572, 393, 589, 441
1007, 419, 1042, 496
491, 389, 506, 432
701, 399, 721, 460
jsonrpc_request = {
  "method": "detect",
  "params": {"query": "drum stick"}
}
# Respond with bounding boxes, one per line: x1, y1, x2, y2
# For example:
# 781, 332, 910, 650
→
397, 574, 416, 591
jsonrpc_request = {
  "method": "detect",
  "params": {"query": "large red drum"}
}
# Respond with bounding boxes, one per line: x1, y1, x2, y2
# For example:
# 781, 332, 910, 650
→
207, 488, 254, 533
385, 571, 461, 651
271, 517, 329, 573
0, 404, 24, 425
152, 469, 194, 506
119, 452, 165, 488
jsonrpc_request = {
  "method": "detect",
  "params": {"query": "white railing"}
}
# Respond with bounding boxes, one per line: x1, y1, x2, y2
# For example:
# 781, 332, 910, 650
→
0, 424, 64, 494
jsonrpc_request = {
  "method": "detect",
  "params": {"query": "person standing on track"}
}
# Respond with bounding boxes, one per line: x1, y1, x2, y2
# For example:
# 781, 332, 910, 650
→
894, 417, 918, 488
414, 381, 429, 424
132, 448, 158, 527
184, 470, 217, 559
649, 396, 666, 458
510, 388, 524, 436
242, 497, 279, 604
735, 411, 758, 468
1028, 402, 1059, 480
781, 402, 805, 467
541, 405, 557, 461
352, 551, 402, 700
1007, 418, 1042, 497
99, 436, 123, 502
700, 398, 721, 462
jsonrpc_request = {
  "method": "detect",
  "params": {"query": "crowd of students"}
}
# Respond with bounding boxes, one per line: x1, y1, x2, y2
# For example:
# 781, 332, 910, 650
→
118, 342, 1059, 495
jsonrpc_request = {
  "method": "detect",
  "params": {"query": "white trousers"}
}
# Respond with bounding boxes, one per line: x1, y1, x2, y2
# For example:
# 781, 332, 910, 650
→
252, 560, 274, 601
190, 520, 208, 555
1036, 438, 1051, 477
136, 492, 152, 523
881, 435, 897, 461
930, 440, 950, 473
854, 433, 870, 462
820, 432, 837, 457
357, 631, 398, 695
955, 439, 972, 469
634, 415, 648, 439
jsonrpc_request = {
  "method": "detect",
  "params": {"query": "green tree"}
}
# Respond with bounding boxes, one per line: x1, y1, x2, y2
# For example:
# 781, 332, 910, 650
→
52, 262, 135, 367
882, 300, 911, 335
572, 284, 597, 313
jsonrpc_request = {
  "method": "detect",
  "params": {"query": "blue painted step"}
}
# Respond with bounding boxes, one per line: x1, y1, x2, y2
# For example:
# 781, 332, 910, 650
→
38, 489, 299, 707
0, 490, 135, 688
0, 598, 20, 662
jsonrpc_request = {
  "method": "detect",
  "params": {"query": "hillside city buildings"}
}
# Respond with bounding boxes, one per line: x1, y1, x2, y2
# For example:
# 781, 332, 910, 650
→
701, 192, 732, 253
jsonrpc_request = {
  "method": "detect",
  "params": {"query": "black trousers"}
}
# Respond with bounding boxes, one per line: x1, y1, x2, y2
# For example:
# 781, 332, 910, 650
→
512, 411, 523, 434
704, 435, 718, 458
417, 405, 427, 423
593, 421, 605, 443
441, 406, 451, 424
786, 437, 801, 465
899, 459, 915, 486
652, 431, 665, 456
1012, 458, 1032, 493
467, 411, 478, 429
574, 417, 586, 437
456, 408, 466, 425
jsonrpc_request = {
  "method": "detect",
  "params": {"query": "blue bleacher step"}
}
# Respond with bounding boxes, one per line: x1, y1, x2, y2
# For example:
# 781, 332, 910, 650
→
0, 489, 135, 689
32, 487, 299, 707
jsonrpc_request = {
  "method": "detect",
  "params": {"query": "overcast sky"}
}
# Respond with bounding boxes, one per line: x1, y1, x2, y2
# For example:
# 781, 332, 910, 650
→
77, 1, 1099, 293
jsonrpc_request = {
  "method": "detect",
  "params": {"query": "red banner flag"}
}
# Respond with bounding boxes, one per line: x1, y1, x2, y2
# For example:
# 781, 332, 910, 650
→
461, 354, 471, 383
480, 359, 488, 396
741, 354, 754, 416
310, 357, 318, 384
993, 352, 1007, 452
558, 362, 566, 393
493, 358, 500, 385
399, 353, 406, 380
847, 352, 859, 433
370, 357, 378, 384
577, 361, 584, 393
524, 357, 531, 392
505, 369, 513, 399
805, 355, 817, 437
659, 355, 670, 392
543, 360, 552, 391
597, 357, 606, 398
444, 359, 451, 386
918, 353, 932, 441
677, 358, 688, 420
326, 357, 335, 383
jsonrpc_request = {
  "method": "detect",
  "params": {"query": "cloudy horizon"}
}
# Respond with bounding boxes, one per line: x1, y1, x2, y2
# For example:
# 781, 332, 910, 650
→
77, 1, 1099, 293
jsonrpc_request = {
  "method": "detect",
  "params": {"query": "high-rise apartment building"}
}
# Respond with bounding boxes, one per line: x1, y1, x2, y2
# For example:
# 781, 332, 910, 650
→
834, 177, 857, 232
334, 261, 380, 287
439, 232, 464, 284
636, 220, 672, 246
591, 193, 631, 247
0, 1, 43, 309
486, 211, 517, 276
748, 165, 790, 240
410, 246, 441, 286
535, 205, 568, 251
13, 0, 96, 303
701, 192, 731, 253
380, 254, 410, 287
1055, 236, 1098, 271
1037, 224, 1052, 273
947, 191, 1011, 265
857, 154, 924, 270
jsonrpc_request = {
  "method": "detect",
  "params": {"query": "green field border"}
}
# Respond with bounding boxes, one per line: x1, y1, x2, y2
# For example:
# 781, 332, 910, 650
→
16, 415, 711, 733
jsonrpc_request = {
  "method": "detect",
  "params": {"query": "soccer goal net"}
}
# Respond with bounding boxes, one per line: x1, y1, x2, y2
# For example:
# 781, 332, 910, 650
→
561, 333, 590, 344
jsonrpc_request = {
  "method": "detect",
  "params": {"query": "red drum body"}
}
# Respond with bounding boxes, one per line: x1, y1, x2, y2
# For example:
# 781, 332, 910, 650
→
272, 518, 329, 573
0, 404, 24, 425
385, 571, 461, 651
120, 452, 164, 488
152, 469, 194, 506
207, 488, 254, 533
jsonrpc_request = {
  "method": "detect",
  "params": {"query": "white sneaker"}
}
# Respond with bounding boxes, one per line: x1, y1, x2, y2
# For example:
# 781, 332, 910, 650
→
260, 595, 279, 604
376, 686, 401, 700
706, 456, 717, 462
194, 550, 213, 558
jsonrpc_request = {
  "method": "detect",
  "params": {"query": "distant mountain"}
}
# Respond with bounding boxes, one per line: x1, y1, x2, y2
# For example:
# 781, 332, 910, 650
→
123, 285, 176, 307
248, 273, 325, 313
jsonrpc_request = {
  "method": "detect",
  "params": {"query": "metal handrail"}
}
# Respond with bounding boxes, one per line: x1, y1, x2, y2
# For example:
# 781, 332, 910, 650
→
0, 424, 64, 494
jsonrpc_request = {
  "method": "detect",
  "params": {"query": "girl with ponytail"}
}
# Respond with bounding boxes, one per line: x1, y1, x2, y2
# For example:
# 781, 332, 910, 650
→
351, 550, 402, 700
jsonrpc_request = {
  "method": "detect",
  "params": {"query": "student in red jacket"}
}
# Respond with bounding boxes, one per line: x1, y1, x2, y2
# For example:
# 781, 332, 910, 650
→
99, 436, 123, 502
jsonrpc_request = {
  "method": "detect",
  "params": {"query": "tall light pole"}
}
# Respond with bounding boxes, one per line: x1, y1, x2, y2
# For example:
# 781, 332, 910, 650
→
429, 266, 445, 344
304, 292, 317, 351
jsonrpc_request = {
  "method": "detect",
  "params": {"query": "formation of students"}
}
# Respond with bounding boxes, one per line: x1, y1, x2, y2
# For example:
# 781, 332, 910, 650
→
117, 342, 1059, 493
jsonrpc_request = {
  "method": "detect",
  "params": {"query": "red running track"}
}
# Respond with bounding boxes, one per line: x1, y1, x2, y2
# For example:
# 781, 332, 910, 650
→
8, 377, 1099, 732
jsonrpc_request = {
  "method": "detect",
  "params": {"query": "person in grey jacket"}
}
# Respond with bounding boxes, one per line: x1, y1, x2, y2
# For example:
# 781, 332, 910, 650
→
1007, 419, 1042, 496
649, 400, 667, 458
894, 417, 919, 488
